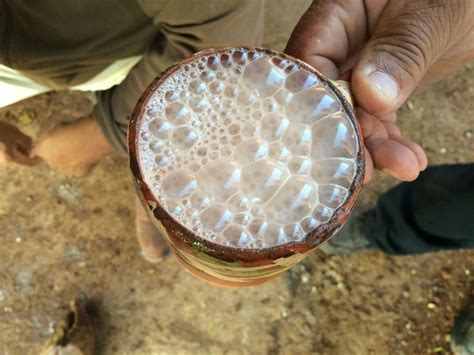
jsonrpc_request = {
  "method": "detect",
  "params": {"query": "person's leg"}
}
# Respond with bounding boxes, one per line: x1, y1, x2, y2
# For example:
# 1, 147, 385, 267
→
371, 163, 474, 254
322, 163, 474, 255
135, 197, 170, 262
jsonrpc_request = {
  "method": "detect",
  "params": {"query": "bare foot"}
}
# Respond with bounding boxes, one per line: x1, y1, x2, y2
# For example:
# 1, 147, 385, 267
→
34, 115, 113, 176
135, 198, 170, 263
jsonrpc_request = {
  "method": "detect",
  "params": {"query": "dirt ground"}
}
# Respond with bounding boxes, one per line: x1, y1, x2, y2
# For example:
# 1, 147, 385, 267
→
1, 1, 473, 354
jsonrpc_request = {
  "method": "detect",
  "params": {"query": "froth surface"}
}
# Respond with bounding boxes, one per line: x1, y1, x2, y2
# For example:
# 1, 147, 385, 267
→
138, 48, 359, 249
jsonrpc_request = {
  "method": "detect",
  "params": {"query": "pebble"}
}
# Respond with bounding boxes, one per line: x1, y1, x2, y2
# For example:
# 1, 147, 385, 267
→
402, 291, 410, 298
311, 286, 317, 294
465, 269, 470, 276
300, 273, 310, 284
465, 130, 472, 139
439, 148, 447, 154
427, 302, 436, 309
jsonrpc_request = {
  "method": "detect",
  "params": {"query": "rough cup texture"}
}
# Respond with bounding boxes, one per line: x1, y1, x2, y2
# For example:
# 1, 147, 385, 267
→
137, 48, 360, 250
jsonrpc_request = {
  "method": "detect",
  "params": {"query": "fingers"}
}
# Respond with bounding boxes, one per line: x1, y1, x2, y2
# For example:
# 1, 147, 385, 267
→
351, 0, 471, 116
363, 146, 374, 184
391, 136, 428, 171
365, 138, 421, 181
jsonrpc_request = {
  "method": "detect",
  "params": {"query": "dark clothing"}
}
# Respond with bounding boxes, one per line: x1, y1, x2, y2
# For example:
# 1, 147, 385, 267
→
371, 164, 474, 254
0, 0, 264, 154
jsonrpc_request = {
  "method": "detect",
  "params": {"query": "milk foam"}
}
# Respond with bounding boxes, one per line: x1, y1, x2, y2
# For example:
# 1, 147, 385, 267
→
138, 48, 358, 249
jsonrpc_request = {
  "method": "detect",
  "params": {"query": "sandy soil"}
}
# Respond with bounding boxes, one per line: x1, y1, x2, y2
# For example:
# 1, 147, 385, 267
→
1, 1, 473, 354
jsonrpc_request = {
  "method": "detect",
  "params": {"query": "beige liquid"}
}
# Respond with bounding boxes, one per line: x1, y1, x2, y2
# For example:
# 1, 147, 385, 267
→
138, 49, 358, 249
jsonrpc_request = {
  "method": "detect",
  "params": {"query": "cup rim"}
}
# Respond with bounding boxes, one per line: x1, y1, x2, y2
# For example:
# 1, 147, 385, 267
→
128, 46, 365, 264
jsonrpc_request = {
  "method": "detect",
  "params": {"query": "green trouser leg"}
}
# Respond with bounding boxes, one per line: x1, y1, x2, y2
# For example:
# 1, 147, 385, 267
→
371, 164, 474, 255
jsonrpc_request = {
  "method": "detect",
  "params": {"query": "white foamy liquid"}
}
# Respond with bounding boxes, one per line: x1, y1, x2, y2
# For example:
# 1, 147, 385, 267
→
138, 49, 359, 249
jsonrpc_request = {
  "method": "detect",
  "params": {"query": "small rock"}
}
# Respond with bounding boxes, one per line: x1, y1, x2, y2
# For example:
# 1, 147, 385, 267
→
402, 291, 410, 298
439, 147, 447, 154
465, 269, 470, 276
300, 272, 310, 284
407, 100, 414, 110
427, 302, 436, 309
311, 286, 317, 294
465, 130, 472, 139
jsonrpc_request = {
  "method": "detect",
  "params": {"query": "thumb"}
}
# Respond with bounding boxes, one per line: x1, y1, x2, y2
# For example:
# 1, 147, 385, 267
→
351, 0, 465, 116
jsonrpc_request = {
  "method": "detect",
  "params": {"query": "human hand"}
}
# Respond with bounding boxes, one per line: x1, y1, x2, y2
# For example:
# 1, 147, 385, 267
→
286, 0, 474, 182
34, 115, 113, 176
0, 121, 41, 166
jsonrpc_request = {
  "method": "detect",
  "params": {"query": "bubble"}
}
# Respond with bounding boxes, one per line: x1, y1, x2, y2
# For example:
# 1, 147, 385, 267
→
237, 90, 257, 106
232, 50, 247, 65
261, 113, 289, 141
242, 57, 285, 97
233, 139, 268, 164
285, 70, 318, 92
286, 87, 341, 124
189, 80, 207, 95
149, 140, 165, 153
311, 114, 357, 159
207, 56, 219, 70
200, 71, 216, 82
311, 158, 355, 188
224, 85, 238, 98
268, 143, 291, 162
209, 81, 225, 94
223, 225, 249, 247
228, 123, 240, 135
165, 102, 191, 124
248, 218, 267, 237
233, 212, 252, 226
197, 159, 241, 202
220, 53, 232, 68
162, 171, 197, 199
149, 118, 172, 139
165, 90, 178, 102
284, 223, 305, 241
227, 194, 249, 213
200, 204, 232, 232
282, 123, 312, 156
274, 89, 293, 105
172, 126, 198, 149
167, 200, 184, 217
262, 223, 287, 246
190, 193, 212, 210
312, 205, 333, 225
241, 160, 289, 204
288, 157, 311, 175
241, 122, 259, 137
265, 176, 318, 224
262, 98, 278, 112
300, 216, 319, 233
318, 185, 347, 209
155, 154, 170, 166
189, 97, 208, 113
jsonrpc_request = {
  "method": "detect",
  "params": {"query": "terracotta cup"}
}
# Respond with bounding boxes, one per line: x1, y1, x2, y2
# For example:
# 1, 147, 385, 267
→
128, 47, 365, 287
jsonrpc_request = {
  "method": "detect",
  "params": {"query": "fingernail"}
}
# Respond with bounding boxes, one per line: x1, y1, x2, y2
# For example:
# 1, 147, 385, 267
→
367, 71, 399, 104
